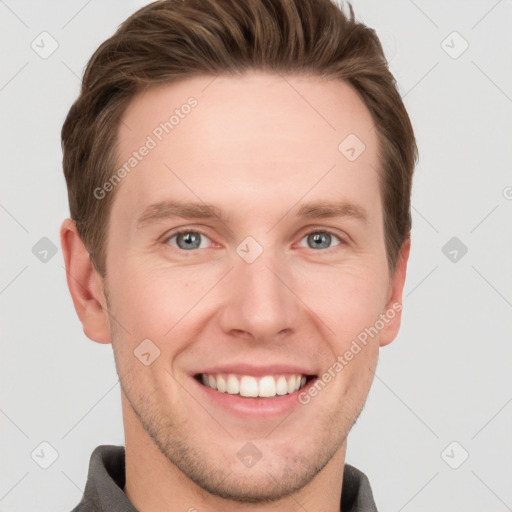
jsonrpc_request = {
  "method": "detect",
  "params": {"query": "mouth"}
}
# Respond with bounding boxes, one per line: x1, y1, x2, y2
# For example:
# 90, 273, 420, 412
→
193, 372, 317, 399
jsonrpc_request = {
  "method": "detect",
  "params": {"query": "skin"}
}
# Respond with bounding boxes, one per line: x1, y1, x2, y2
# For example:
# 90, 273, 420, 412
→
61, 72, 409, 512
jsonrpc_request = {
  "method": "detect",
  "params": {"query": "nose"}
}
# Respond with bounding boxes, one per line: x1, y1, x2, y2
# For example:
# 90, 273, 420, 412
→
217, 245, 302, 343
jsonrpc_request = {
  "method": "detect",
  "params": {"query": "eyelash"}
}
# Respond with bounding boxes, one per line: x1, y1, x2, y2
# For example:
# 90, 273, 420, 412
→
163, 227, 347, 252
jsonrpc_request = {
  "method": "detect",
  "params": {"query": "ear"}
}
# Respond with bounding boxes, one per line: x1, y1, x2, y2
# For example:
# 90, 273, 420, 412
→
379, 239, 410, 347
60, 218, 112, 344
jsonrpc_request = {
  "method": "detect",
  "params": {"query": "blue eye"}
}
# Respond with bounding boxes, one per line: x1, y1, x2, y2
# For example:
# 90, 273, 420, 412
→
164, 228, 344, 252
166, 230, 211, 251
299, 230, 343, 250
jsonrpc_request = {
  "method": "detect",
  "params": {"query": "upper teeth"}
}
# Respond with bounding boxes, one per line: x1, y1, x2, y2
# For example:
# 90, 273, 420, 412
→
200, 373, 307, 397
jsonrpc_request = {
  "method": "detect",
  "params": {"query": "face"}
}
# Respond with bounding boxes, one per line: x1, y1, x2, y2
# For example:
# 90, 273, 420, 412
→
92, 73, 406, 502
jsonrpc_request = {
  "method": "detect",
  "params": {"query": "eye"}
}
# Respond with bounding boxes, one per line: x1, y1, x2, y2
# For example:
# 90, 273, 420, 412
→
163, 228, 346, 252
298, 229, 344, 250
164, 229, 212, 251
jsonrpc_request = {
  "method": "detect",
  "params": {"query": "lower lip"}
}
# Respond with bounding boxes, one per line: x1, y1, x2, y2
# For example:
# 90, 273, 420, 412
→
191, 376, 317, 418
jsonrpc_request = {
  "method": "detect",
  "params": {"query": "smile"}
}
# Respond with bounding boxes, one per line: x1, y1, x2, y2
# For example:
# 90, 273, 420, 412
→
196, 373, 312, 398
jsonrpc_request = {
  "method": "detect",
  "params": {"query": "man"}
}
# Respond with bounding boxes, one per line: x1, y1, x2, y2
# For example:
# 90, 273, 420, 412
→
60, 0, 417, 510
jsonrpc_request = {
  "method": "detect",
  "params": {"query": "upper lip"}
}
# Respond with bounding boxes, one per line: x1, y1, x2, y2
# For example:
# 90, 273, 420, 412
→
193, 364, 317, 377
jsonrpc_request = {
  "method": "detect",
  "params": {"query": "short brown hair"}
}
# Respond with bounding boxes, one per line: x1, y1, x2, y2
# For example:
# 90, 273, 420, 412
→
62, 0, 417, 277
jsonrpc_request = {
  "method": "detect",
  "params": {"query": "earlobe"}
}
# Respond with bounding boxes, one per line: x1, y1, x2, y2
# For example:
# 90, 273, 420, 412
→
60, 218, 112, 344
379, 239, 410, 347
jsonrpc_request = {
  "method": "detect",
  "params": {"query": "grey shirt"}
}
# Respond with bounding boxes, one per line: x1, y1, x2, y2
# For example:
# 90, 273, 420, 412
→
71, 445, 378, 511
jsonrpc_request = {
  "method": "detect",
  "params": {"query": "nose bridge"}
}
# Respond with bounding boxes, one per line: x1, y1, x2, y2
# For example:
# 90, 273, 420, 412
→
221, 241, 298, 339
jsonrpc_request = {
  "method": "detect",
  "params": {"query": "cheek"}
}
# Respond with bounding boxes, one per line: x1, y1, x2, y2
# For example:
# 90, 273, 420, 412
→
107, 264, 205, 344
108, 246, 389, 353
294, 262, 388, 344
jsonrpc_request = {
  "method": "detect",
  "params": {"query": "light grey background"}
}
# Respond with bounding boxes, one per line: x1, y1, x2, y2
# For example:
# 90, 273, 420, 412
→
1, 1, 511, 511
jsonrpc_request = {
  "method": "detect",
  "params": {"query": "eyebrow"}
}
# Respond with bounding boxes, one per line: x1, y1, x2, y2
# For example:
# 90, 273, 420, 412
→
296, 201, 367, 223
137, 201, 231, 228
136, 199, 368, 228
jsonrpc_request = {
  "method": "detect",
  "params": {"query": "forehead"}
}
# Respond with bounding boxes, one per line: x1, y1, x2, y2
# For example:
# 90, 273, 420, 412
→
119, 72, 377, 158
113, 72, 380, 225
